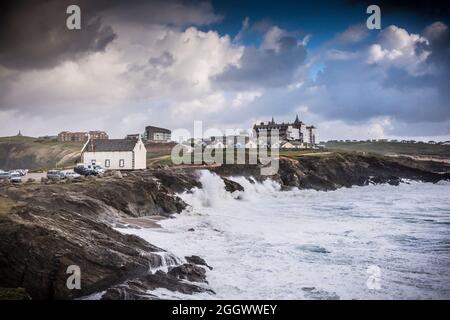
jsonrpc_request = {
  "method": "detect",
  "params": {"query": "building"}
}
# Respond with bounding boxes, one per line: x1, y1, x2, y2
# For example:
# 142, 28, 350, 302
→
253, 115, 304, 143
125, 134, 141, 140
281, 141, 305, 149
305, 126, 316, 145
58, 130, 108, 142
81, 138, 146, 170
58, 131, 88, 142
145, 126, 171, 142
89, 131, 109, 140
252, 115, 320, 146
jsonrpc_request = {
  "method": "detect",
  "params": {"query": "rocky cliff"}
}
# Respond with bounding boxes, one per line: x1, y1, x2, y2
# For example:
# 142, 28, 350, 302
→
213, 153, 450, 190
0, 169, 206, 300
0, 153, 449, 299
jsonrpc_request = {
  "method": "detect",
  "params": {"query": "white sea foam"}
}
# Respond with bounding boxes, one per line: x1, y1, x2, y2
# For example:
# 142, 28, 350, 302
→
121, 170, 450, 299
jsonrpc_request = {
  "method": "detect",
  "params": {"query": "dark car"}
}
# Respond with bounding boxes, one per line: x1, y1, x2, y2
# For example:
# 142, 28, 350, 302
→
74, 164, 96, 176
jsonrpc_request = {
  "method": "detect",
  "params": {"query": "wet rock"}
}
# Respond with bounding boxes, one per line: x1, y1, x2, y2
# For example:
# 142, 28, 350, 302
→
185, 255, 213, 270
168, 263, 208, 283
0, 202, 164, 299
101, 270, 214, 300
222, 177, 244, 193
0, 170, 196, 299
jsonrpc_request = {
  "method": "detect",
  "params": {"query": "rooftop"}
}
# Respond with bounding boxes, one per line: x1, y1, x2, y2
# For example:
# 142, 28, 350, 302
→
145, 126, 171, 134
83, 139, 138, 152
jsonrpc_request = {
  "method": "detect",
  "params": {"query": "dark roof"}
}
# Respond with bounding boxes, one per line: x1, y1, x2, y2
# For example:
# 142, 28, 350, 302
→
145, 125, 171, 133
84, 139, 138, 152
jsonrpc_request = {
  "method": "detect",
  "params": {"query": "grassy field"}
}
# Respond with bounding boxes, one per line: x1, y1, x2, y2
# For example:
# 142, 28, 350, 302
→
148, 147, 332, 167
324, 141, 450, 157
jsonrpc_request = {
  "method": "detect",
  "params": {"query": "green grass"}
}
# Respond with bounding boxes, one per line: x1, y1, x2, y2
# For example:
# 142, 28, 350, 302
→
324, 141, 450, 157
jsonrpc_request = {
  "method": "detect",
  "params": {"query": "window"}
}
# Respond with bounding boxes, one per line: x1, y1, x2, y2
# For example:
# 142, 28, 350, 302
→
105, 159, 110, 168
119, 159, 125, 168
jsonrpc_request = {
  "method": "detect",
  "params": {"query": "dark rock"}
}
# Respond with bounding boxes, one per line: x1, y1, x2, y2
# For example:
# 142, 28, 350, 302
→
222, 177, 244, 193
101, 270, 214, 300
0, 203, 164, 300
168, 263, 208, 283
212, 153, 450, 191
185, 255, 213, 270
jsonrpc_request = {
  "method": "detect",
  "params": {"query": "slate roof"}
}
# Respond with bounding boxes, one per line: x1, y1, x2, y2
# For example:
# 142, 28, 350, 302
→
83, 139, 138, 152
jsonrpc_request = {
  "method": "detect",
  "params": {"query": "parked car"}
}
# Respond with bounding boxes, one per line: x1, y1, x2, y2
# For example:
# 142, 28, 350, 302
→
9, 172, 22, 183
0, 171, 11, 180
74, 164, 104, 176
74, 164, 95, 176
15, 169, 28, 176
92, 165, 105, 175
65, 171, 81, 179
47, 170, 66, 180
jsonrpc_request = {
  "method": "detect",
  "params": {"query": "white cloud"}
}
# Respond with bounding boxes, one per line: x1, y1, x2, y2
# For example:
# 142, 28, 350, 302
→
231, 91, 263, 108
325, 49, 359, 61
334, 24, 369, 45
0, 24, 244, 137
367, 25, 430, 75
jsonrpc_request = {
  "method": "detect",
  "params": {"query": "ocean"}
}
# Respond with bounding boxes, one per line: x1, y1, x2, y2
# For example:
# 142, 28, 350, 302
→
121, 170, 450, 299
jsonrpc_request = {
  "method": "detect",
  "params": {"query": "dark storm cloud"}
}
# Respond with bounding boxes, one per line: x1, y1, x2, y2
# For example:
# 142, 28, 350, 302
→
215, 35, 307, 89
347, 0, 449, 20
0, 0, 220, 71
0, 0, 117, 70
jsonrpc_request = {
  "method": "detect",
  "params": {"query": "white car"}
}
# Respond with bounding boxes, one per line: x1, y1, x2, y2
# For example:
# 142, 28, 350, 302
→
9, 172, 22, 183
65, 171, 81, 179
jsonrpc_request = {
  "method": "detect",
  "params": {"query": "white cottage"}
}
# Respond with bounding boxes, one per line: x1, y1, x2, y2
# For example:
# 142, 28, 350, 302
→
81, 138, 147, 170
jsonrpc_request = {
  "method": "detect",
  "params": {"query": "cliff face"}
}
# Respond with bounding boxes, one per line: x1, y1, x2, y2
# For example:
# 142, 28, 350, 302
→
0, 169, 205, 300
0, 153, 448, 300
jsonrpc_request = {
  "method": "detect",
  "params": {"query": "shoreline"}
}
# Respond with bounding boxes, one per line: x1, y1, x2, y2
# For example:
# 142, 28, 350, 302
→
1, 152, 449, 299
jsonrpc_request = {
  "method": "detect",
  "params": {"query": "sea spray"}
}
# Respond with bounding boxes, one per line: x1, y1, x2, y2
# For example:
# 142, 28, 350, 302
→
119, 171, 450, 300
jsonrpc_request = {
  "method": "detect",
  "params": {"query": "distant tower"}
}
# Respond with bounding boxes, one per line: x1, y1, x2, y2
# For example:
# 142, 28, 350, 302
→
294, 114, 300, 124
17, 130, 23, 137
271, 117, 275, 124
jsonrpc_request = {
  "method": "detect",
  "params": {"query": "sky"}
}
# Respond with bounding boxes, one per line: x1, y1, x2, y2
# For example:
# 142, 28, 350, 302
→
0, 0, 449, 141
